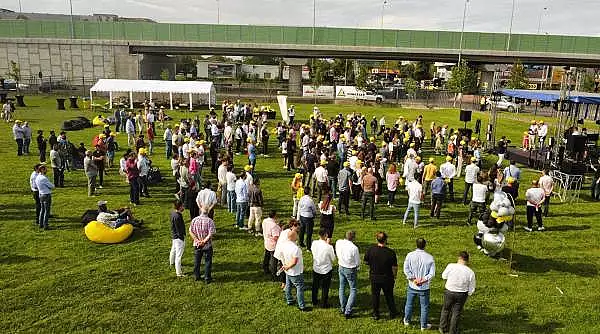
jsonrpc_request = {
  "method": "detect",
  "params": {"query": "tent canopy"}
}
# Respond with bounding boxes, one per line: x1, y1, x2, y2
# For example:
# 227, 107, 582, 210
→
90, 79, 214, 94
89, 79, 216, 110
501, 89, 600, 105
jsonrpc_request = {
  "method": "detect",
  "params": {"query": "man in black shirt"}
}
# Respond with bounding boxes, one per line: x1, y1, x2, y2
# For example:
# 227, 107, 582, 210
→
364, 232, 399, 320
326, 155, 340, 198
170, 201, 186, 277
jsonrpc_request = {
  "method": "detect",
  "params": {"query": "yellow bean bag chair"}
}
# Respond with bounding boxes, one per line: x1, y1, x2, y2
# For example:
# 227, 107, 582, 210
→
85, 221, 134, 244
92, 116, 106, 127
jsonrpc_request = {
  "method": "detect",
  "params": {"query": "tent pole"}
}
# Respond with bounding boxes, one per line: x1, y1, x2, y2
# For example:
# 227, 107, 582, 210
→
129, 91, 133, 109
90, 91, 93, 109
150, 91, 153, 103
109, 91, 113, 109
189, 93, 193, 111
170, 92, 173, 110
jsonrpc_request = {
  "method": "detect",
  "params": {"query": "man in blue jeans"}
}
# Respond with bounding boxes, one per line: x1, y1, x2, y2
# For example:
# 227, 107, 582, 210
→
281, 230, 307, 311
189, 211, 216, 284
335, 230, 360, 319
235, 172, 249, 229
403, 238, 436, 330
297, 186, 316, 250
35, 165, 55, 230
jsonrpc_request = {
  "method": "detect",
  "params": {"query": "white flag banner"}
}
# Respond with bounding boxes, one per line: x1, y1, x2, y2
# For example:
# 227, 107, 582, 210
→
277, 95, 289, 124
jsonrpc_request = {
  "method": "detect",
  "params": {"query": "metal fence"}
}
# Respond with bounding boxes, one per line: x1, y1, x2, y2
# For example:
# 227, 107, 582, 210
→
2, 20, 600, 55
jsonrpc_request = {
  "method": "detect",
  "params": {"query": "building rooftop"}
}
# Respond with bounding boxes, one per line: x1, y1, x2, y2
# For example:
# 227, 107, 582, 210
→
0, 8, 154, 23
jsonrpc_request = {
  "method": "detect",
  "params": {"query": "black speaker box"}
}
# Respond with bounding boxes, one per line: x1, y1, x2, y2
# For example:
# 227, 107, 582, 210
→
459, 109, 472, 122
567, 135, 587, 153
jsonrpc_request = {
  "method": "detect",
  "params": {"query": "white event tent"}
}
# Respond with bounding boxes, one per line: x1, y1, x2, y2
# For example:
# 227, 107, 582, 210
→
89, 79, 216, 110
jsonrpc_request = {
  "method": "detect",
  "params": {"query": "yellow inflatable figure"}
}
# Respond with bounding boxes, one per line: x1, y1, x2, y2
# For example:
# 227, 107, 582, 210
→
85, 221, 133, 244
92, 116, 106, 127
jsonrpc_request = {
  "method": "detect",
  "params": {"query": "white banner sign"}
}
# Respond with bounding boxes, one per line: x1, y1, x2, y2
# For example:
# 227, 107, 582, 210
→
335, 86, 364, 99
302, 85, 335, 98
277, 95, 289, 124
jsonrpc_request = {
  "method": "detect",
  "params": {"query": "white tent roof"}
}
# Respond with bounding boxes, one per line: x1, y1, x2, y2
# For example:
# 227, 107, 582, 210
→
90, 79, 214, 94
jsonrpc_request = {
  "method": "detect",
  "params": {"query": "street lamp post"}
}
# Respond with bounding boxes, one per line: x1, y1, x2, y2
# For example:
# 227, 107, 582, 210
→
69, 0, 74, 39
217, 0, 220, 24
312, 0, 316, 44
506, 0, 516, 52
380, 0, 388, 29
17, 0, 22, 13
537, 6, 547, 34
458, 0, 469, 65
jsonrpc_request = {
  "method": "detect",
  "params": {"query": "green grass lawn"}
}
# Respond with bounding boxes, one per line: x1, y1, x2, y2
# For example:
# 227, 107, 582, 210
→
1, 95, 599, 333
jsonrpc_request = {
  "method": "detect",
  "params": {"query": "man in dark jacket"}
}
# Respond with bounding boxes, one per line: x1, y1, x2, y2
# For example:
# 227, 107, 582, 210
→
169, 200, 186, 277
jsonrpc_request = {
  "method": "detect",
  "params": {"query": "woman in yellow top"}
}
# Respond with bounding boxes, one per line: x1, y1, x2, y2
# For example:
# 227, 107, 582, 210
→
422, 158, 438, 198
291, 173, 303, 218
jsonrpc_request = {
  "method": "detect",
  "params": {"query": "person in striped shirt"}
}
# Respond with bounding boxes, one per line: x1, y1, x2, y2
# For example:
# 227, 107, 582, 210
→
189, 210, 216, 283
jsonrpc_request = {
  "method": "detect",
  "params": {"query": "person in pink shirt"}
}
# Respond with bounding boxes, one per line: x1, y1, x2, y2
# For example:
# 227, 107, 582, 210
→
189, 150, 199, 185
262, 210, 282, 280
386, 163, 401, 207
538, 169, 554, 217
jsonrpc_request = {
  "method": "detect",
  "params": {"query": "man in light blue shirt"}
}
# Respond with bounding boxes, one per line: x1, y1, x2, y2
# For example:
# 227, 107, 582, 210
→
403, 238, 435, 330
234, 172, 249, 229
35, 165, 55, 230
297, 186, 317, 250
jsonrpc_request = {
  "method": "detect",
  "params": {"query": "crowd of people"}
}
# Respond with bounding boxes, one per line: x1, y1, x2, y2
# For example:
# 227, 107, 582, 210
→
20, 98, 565, 333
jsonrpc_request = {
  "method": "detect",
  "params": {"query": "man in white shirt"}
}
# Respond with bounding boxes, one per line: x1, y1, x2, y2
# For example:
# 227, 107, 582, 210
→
225, 166, 237, 213
439, 251, 476, 334
403, 154, 418, 183
525, 180, 546, 232
403, 180, 423, 228
403, 238, 435, 331
281, 230, 307, 311
462, 157, 480, 205
537, 120, 548, 149
440, 156, 457, 201
163, 125, 173, 159
528, 120, 538, 150
196, 181, 217, 218
311, 228, 336, 308
467, 176, 488, 226
262, 211, 282, 279
538, 169, 554, 217
314, 160, 329, 202
217, 159, 228, 206
336, 230, 360, 318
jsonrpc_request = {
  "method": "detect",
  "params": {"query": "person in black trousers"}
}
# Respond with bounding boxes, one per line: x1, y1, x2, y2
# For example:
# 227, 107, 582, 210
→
286, 136, 296, 171
37, 130, 47, 163
364, 232, 399, 320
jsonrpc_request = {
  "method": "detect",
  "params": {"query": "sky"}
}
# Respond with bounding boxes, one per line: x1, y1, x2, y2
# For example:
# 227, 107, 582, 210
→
6, 0, 600, 36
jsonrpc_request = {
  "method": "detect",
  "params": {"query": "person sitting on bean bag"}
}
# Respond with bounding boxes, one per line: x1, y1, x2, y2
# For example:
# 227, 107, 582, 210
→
96, 200, 143, 228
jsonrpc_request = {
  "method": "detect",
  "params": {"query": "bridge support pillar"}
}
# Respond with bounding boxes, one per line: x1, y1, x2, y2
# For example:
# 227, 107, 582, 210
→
288, 65, 303, 96
284, 58, 307, 96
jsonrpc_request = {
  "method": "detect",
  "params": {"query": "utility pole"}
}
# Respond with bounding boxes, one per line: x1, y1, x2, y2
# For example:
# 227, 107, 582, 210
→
458, 0, 469, 65
506, 0, 516, 52
69, 0, 74, 39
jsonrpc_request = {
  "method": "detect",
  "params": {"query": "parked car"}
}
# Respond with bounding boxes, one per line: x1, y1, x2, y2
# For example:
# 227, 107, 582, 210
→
1, 79, 28, 90
356, 91, 385, 103
489, 96, 520, 112
376, 87, 408, 100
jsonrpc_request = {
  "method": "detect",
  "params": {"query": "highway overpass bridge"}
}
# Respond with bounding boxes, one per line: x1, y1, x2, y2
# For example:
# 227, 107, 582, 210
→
1, 20, 600, 94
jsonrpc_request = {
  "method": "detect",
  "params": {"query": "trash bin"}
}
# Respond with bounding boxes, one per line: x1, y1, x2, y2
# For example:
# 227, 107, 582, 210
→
69, 96, 79, 109
56, 98, 66, 110
15, 95, 25, 107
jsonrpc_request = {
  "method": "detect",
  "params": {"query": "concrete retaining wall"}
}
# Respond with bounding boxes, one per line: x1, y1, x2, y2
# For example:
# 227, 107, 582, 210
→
0, 38, 138, 80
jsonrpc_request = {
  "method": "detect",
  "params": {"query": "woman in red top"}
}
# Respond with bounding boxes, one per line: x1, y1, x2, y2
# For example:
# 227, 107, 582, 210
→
146, 126, 155, 155
125, 153, 140, 205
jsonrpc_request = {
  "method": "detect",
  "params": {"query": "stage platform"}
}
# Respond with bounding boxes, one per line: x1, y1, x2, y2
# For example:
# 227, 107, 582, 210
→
506, 147, 549, 169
